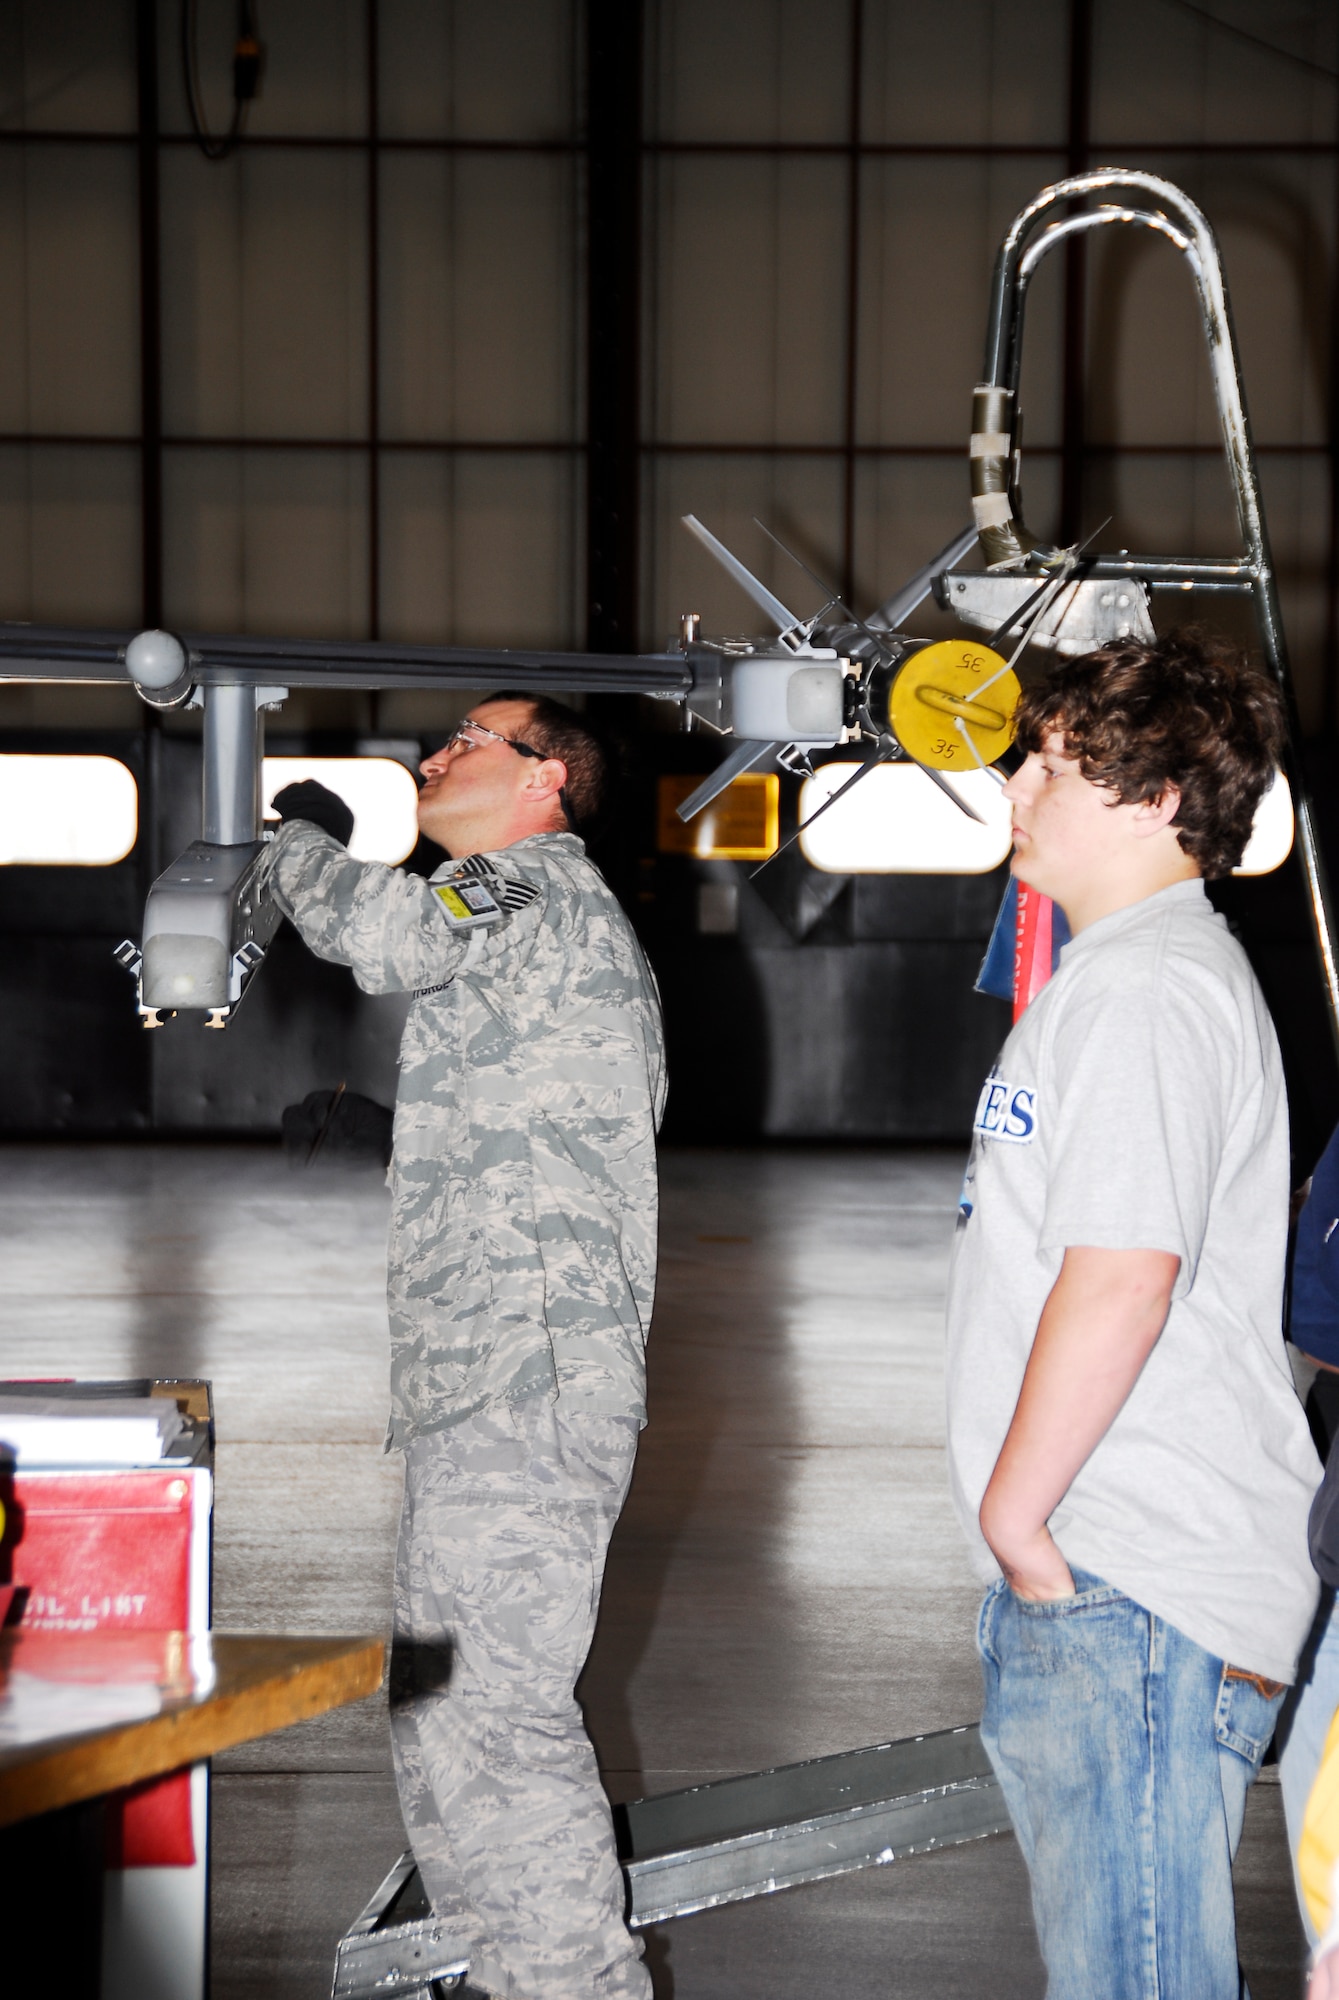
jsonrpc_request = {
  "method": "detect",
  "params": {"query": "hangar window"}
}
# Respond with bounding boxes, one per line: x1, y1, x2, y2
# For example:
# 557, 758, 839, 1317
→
0, 755, 138, 866
799, 764, 1012, 875
656, 773, 779, 860
262, 758, 420, 865
800, 763, 1295, 879
1234, 770, 1293, 877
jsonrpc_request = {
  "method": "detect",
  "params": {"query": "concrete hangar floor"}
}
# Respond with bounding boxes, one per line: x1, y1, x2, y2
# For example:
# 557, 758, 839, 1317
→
0, 1142, 1309, 1997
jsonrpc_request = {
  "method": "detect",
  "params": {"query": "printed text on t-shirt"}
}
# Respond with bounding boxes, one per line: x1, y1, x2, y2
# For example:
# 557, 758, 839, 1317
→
973, 1073, 1036, 1145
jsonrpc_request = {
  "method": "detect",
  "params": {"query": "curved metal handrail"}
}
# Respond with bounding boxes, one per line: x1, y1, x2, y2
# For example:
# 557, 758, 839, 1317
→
984, 172, 1265, 580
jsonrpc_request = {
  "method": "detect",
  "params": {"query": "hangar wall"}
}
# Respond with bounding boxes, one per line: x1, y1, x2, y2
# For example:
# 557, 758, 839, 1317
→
1, 1, 1337, 1150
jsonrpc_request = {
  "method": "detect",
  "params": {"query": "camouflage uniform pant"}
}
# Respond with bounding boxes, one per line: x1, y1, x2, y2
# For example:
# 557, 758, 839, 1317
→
390, 1397, 650, 2000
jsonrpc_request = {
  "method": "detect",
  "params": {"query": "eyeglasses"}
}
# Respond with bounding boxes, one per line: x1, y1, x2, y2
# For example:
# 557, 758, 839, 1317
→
445, 719, 547, 761
442, 719, 578, 833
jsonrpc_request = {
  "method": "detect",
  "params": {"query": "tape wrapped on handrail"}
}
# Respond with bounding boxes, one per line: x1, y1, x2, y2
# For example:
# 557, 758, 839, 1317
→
970, 383, 1033, 568
971, 492, 1014, 530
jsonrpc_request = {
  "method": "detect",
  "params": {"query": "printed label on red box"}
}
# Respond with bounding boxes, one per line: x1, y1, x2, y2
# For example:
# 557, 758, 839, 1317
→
7, 1471, 194, 1632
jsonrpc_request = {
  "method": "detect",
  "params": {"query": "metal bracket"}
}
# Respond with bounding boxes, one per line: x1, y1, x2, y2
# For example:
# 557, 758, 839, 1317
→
332, 1853, 470, 1998
620, 1722, 1007, 1925
683, 644, 727, 733
330, 1725, 1008, 1999
936, 572, 1155, 656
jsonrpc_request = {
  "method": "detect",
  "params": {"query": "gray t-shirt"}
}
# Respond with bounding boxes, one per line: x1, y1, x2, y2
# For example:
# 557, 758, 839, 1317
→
945, 878, 1320, 1683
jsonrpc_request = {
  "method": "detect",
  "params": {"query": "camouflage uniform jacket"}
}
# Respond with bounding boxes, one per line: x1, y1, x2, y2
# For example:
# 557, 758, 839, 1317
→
264, 823, 666, 1443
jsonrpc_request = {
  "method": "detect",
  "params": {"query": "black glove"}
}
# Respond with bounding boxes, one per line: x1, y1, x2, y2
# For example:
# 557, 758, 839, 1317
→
271, 780, 355, 847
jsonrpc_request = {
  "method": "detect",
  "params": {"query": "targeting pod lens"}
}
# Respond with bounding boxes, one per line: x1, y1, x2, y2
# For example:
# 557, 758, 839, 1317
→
885, 639, 1019, 775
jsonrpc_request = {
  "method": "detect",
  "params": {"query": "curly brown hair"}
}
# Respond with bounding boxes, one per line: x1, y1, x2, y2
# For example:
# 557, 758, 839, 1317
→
1012, 633, 1284, 879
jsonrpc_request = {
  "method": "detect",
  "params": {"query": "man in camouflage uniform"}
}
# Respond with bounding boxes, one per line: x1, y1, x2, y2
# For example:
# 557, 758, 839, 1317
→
265, 695, 665, 2000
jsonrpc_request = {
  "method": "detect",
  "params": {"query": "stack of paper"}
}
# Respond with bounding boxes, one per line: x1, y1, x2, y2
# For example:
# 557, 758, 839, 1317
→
0, 1396, 187, 1466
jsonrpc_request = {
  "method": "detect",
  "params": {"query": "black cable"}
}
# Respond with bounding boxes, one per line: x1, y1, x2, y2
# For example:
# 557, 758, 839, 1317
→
181, 0, 263, 162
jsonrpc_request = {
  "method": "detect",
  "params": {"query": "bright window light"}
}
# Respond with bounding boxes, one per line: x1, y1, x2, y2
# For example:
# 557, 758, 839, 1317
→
263, 758, 420, 864
799, 762, 1012, 874
0, 755, 138, 866
1233, 769, 1293, 877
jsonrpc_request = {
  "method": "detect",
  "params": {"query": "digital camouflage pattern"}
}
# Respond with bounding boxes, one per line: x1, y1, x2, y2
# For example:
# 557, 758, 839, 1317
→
390, 1399, 650, 2000
264, 822, 666, 1441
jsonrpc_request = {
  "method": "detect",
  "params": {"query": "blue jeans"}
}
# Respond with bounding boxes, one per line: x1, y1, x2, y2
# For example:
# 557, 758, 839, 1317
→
978, 1568, 1285, 2000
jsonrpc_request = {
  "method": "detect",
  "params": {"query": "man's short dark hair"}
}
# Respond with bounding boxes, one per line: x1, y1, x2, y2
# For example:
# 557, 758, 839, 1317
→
487, 692, 611, 834
1012, 633, 1285, 879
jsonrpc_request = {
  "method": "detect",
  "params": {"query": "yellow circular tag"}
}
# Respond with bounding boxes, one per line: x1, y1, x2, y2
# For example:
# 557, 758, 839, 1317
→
0, 1497, 6, 1540
887, 640, 1019, 772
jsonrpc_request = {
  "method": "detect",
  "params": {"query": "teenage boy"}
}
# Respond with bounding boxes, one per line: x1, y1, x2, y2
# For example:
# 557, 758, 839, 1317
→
945, 634, 1321, 1999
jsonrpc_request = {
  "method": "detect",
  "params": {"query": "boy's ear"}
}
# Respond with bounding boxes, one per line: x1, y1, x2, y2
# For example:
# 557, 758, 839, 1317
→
1132, 785, 1183, 837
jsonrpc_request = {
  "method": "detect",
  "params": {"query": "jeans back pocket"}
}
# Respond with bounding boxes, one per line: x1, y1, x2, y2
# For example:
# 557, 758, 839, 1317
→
1215, 1665, 1286, 1768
